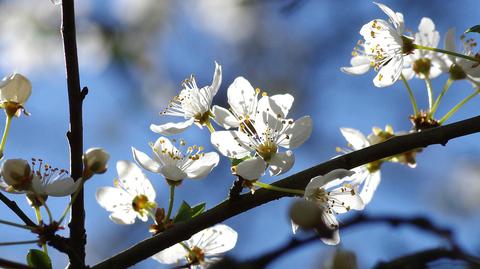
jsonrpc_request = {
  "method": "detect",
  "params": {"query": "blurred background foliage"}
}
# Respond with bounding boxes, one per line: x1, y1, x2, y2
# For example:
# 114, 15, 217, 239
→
1, 0, 480, 268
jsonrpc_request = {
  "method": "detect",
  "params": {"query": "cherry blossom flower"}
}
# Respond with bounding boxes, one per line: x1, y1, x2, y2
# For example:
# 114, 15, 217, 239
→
211, 93, 312, 180
132, 137, 219, 183
96, 161, 156, 225
402, 18, 450, 80
152, 224, 237, 268
293, 169, 364, 245
83, 147, 110, 177
0, 73, 32, 117
0, 158, 78, 199
342, 3, 415, 87
150, 62, 222, 135
444, 28, 480, 87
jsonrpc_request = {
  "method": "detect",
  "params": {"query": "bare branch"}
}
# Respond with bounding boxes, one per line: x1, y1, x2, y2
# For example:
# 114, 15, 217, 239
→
91, 115, 480, 269
61, 0, 85, 267
0, 258, 32, 269
0, 192, 36, 227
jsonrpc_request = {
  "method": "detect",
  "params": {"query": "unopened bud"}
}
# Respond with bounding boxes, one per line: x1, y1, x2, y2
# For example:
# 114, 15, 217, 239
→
331, 249, 358, 269
83, 147, 110, 178
289, 199, 324, 230
0, 159, 32, 191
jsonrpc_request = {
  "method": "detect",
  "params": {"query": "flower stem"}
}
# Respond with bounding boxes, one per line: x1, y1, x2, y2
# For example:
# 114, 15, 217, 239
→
253, 181, 304, 196
413, 44, 480, 63
34, 206, 49, 254
165, 185, 175, 223
0, 239, 39, 246
0, 115, 13, 156
205, 120, 215, 133
0, 219, 35, 230
424, 76, 434, 111
401, 75, 419, 115
179, 242, 191, 252
431, 78, 453, 116
35, 195, 53, 223
439, 90, 480, 124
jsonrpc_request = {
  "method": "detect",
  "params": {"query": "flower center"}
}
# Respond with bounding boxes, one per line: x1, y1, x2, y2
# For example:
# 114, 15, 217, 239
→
131, 195, 155, 215
187, 246, 205, 264
194, 111, 211, 126
366, 161, 382, 173
413, 58, 432, 76
239, 118, 257, 137
449, 64, 467, 80
401, 36, 415, 54
256, 142, 277, 162
3, 101, 23, 117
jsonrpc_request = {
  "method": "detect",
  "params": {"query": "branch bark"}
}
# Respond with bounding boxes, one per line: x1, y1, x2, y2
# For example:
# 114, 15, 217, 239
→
0, 192, 36, 227
91, 115, 480, 269
61, 0, 85, 268
0, 258, 32, 269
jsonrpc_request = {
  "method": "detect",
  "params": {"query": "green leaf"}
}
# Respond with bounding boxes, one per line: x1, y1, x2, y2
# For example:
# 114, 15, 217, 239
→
191, 203, 206, 218
231, 156, 250, 166
173, 201, 192, 223
464, 25, 480, 34
26, 249, 52, 269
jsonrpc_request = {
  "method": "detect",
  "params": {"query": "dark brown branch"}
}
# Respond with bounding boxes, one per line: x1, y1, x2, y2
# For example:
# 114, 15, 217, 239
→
0, 192, 36, 227
61, 0, 85, 268
91, 115, 480, 269
0, 258, 32, 269
48, 235, 83, 267
374, 248, 480, 269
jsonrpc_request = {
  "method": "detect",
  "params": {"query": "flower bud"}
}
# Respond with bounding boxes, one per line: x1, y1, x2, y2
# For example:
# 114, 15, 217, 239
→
1, 159, 32, 191
331, 249, 358, 269
83, 147, 110, 177
289, 199, 324, 230
0, 73, 32, 117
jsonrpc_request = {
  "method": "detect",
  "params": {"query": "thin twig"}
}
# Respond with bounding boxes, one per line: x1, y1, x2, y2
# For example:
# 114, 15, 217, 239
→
0, 192, 36, 227
0, 258, 32, 269
91, 115, 480, 269
61, 0, 85, 268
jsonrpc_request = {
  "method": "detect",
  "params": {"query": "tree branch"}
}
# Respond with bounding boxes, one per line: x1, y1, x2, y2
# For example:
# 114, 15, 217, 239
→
61, 0, 85, 268
91, 115, 480, 269
0, 258, 32, 269
0, 192, 36, 227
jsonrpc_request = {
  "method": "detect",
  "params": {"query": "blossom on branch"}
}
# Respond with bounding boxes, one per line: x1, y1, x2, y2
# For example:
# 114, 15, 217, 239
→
444, 28, 480, 86
150, 62, 222, 135
132, 137, 219, 184
152, 224, 237, 269
96, 161, 156, 225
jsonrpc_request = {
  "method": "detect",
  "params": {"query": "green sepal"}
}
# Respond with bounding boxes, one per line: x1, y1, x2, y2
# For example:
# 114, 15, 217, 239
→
173, 201, 206, 223
464, 25, 480, 34
26, 249, 52, 269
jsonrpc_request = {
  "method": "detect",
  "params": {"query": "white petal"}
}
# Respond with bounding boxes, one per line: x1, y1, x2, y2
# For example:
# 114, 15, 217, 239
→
150, 118, 195, 135
373, 54, 403, 87
418, 17, 435, 34
320, 212, 340, 245
268, 151, 295, 176
360, 170, 381, 205
444, 28, 457, 62
291, 220, 299, 234
235, 157, 266, 180
401, 67, 415, 80
211, 105, 239, 129
0, 73, 32, 104
279, 116, 313, 149
96, 186, 131, 212
44, 177, 80, 197
374, 2, 404, 33
132, 147, 162, 173
210, 62, 222, 96
110, 210, 137, 225
153, 136, 181, 166
160, 164, 187, 181
270, 94, 294, 118
340, 128, 369, 150
341, 56, 371, 75
116, 161, 156, 200
152, 243, 187, 264
183, 152, 220, 179
227, 77, 257, 117
190, 224, 238, 255
305, 169, 355, 195
211, 131, 252, 159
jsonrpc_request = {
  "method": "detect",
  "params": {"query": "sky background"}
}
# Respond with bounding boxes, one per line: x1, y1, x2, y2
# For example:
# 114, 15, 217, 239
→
1, 0, 480, 268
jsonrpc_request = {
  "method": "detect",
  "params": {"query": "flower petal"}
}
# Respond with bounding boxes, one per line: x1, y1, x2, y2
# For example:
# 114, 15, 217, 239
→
360, 169, 381, 205
305, 169, 355, 196
211, 105, 239, 129
227, 77, 257, 117
320, 212, 340, 245
44, 177, 80, 197
235, 157, 266, 180
268, 151, 295, 176
153, 136, 182, 166
374, 2, 404, 33
160, 164, 187, 181
110, 210, 137, 225
279, 116, 313, 149
211, 131, 252, 159
183, 152, 220, 179
150, 118, 195, 135
341, 56, 371, 75
116, 161, 156, 200
132, 147, 162, 173
210, 61, 222, 96
190, 224, 238, 255
270, 94, 294, 118
373, 54, 403, 87
152, 243, 187, 264
340, 128, 369, 150
444, 28, 456, 62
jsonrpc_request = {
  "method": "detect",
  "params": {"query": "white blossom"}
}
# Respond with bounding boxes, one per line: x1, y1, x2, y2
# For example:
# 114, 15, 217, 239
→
211, 92, 312, 180
96, 161, 156, 225
0, 73, 32, 116
342, 2, 413, 87
150, 62, 222, 135
132, 137, 219, 182
402, 18, 449, 80
152, 224, 237, 268
84, 147, 110, 175
293, 169, 364, 245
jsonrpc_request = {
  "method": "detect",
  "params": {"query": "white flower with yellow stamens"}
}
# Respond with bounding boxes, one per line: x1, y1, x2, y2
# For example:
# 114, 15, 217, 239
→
211, 93, 312, 180
150, 62, 222, 135
342, 3, 414, 87
292, 169, 364, 245
96, 161, 156, 225
132, 137, 219, 183
152, 224, 237, 269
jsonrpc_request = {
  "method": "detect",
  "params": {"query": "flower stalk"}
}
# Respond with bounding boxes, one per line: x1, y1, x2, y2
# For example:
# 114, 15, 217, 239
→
0, 115, 13, 157
252, 181, 304, 196
413, 44, 480, 63
439, 90, 480, 124
431, 79, 453, 116
165, 185, 175, 223
401, 75, 419, 115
